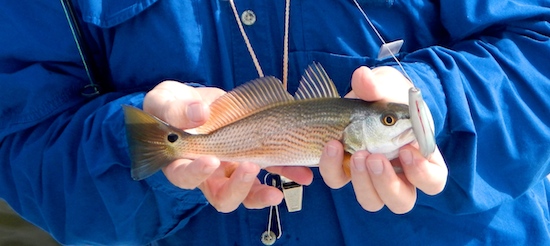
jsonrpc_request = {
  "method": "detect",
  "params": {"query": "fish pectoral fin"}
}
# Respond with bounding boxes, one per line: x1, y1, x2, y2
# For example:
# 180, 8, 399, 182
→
295, 62, 341, 100
193, 76, 294, 134
123, 105, 184, 180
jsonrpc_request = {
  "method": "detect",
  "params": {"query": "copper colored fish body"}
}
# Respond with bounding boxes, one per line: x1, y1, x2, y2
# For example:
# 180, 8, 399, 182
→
124, 63, 415, 180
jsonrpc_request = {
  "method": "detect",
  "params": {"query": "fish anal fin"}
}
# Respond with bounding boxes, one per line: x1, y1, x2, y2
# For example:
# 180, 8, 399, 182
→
191, 76, 294, 134
295, 62, 341, 100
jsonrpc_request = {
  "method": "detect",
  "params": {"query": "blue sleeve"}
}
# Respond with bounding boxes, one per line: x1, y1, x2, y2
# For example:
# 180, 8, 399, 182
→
0, 92, 209, 245
0, 3, 207, 245
391, 1, 550, 214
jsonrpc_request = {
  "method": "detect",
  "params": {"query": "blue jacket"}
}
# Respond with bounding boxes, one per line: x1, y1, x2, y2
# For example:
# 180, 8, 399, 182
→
1, 0, 550, 245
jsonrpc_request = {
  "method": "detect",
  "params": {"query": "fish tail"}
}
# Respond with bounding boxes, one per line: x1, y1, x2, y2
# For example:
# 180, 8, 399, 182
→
123, 105, 188, 180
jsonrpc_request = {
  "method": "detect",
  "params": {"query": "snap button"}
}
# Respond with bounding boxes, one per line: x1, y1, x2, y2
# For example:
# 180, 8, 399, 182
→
241, 10, 256, 26
261, 230, 276, 245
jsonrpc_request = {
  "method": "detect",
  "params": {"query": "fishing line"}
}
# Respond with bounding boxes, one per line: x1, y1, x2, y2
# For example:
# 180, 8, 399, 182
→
351, 0, 414, 84
352, 0, 436, 157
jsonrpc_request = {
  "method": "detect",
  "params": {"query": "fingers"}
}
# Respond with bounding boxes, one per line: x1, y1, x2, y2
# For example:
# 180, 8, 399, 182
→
166, 158, 283, 212
318, 140, 349, 189
349, 151, 384, 212
243, 166, 315, 209
350, 152, 417, 214
399, 145, 448, 195
199, 162, 266, 213
265, 166, 313, 185
242, 183, 284, 209
143, 81, 225, 129
348, 145, 448, 214
162, 156, 220, 189
204, 162, 260, 213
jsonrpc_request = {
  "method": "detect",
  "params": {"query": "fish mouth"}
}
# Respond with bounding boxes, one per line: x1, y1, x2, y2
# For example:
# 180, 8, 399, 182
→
391, 128, 416, 147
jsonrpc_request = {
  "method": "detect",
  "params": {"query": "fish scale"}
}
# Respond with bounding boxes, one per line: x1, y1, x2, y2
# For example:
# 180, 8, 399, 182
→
179, 99, 352, 167
124, 63, 415, 180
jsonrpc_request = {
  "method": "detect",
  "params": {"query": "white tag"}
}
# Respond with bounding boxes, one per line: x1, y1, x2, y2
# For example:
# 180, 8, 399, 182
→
377, 40, 404, 60
280, 176, 303, 212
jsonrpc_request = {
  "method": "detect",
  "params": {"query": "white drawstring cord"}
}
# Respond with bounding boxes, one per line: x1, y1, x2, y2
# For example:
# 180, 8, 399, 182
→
228, 0, 291, 90
282, 0, 291, 89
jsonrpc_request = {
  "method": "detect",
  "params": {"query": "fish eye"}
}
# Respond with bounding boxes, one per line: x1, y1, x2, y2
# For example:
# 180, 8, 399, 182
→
167, 133, 179, 143
381, 114, 397, 126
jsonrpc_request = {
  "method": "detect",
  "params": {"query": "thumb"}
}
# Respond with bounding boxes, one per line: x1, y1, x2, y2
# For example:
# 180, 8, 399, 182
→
349, 66, 411, 104
143, 81, 210, 129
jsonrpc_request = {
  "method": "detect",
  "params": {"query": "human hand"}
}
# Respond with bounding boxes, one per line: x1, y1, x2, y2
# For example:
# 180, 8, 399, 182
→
318, 66, 448, 214
143, 81, 313, 213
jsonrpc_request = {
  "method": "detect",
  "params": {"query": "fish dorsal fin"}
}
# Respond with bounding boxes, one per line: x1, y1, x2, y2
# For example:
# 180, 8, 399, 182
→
295, 62, 341, 100
189, 76, 293, 134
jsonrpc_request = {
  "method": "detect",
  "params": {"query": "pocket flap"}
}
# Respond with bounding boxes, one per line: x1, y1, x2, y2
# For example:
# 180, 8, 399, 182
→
78, 0, 159, 28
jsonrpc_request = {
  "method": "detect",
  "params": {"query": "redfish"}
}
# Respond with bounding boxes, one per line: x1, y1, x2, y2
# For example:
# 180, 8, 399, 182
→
124, 63, 415, 180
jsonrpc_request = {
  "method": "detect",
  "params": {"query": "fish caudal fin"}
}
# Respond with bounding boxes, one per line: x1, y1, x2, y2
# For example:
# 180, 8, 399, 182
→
123, 105, 185, 180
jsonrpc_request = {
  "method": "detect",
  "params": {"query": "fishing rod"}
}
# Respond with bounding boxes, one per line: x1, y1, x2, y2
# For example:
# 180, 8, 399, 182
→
60, 0, 102, 97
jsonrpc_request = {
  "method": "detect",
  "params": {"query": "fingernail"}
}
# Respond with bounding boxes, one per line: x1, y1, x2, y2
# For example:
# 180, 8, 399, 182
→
400, 149, 413, 166
326, 144, 338, 158
368, 159, 384, 175
242, 173, 256, 182
353, 156, 367, 172
186, 102, 205, 123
